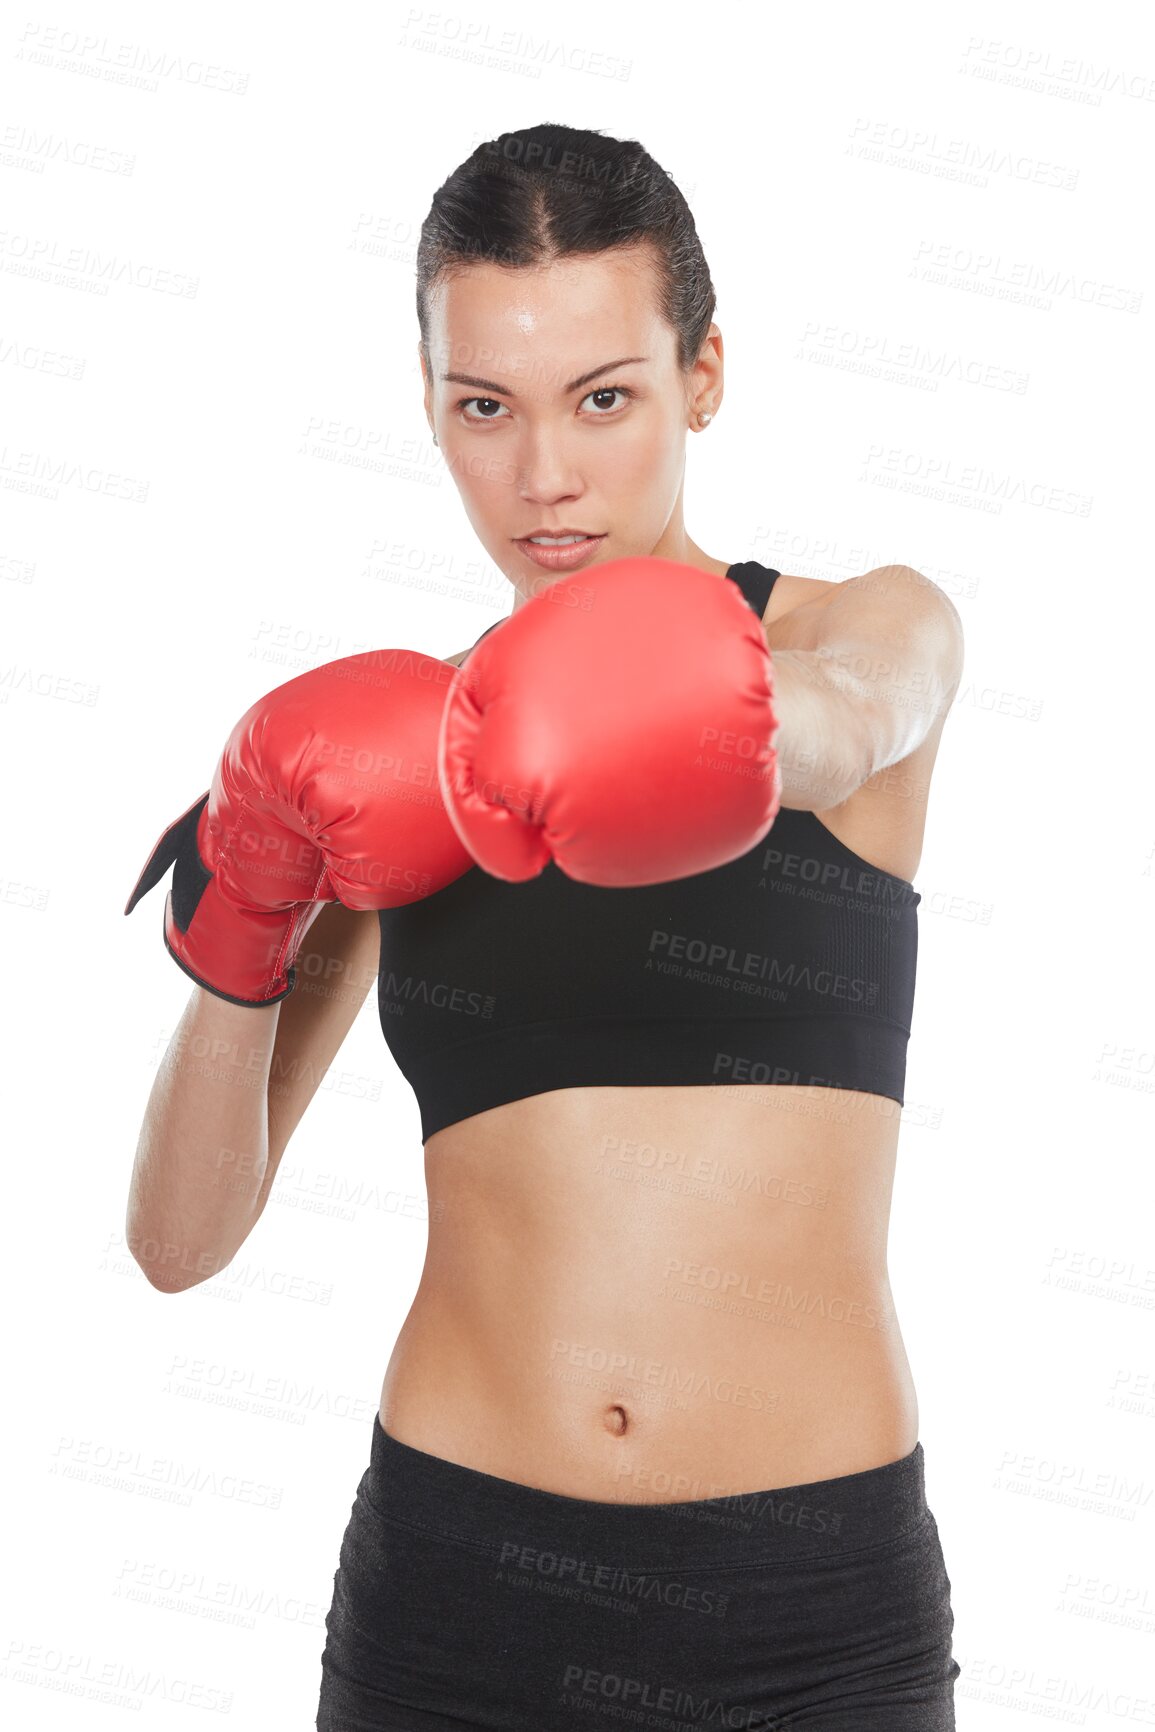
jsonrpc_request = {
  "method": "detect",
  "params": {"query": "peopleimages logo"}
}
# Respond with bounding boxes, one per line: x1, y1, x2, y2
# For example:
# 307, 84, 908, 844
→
559, 1662, 786, 1728
647, 930, 880, 1006
498, 1541, 730, 1617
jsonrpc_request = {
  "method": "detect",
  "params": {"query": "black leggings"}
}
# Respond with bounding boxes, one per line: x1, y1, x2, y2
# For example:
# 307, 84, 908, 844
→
316, 1416, 960, 1730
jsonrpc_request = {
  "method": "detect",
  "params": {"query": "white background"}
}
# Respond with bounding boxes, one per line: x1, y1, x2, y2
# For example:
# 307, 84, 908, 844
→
3, 0, 1153, 1725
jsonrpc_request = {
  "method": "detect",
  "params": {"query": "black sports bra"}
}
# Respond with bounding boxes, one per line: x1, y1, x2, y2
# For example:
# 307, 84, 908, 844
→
377, 562, 921, 1142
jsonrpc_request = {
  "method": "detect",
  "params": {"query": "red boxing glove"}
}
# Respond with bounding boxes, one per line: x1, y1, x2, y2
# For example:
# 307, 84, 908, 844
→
125, 650, 474, 1005
438, 558, 780, 887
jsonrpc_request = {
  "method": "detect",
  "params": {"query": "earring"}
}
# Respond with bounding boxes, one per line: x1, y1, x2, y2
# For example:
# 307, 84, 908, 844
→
697, 411, 713, 427
432, 432, 439, 447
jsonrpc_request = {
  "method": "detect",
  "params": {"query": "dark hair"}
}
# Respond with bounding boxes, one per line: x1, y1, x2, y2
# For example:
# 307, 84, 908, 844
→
416, 123, 715, 378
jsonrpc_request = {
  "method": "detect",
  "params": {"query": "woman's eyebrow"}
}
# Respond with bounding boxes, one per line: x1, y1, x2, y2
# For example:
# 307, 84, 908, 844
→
440, 356, 650, 396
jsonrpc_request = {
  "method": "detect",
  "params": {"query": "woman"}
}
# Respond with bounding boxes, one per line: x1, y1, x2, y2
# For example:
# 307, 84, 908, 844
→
126, 123, 964, 1729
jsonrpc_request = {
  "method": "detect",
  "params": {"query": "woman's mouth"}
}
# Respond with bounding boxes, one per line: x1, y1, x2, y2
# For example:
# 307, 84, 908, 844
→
514, 533, 606, 571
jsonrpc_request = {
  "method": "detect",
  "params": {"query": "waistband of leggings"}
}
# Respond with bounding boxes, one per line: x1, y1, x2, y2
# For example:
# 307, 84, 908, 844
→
368, 1417, 928, 1573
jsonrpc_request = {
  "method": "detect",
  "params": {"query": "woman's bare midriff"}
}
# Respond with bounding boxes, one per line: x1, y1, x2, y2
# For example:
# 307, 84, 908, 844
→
378, 1080, 919, 1502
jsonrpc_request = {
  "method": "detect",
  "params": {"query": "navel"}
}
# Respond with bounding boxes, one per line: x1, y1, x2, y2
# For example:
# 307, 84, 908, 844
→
604, 1403, 630, 1437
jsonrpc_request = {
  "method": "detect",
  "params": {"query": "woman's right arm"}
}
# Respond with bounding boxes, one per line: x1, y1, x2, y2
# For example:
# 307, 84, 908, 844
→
126, 903, 381, 1293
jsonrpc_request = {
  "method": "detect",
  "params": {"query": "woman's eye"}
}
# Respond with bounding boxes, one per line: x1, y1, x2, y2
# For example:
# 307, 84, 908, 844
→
458, 397, 509, 422
581, 386, 631, 413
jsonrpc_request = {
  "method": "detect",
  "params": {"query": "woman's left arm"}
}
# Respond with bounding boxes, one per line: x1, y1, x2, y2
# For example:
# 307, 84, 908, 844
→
765, 565, 965, 812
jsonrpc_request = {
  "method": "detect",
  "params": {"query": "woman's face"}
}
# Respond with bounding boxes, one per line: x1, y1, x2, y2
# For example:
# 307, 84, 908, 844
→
420, 246, 722, 607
